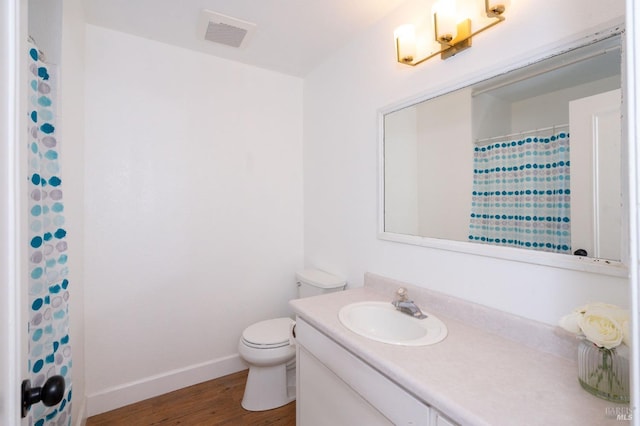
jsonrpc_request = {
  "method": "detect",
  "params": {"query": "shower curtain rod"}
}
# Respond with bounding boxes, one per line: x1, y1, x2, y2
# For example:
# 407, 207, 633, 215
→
474, 123, 569, 145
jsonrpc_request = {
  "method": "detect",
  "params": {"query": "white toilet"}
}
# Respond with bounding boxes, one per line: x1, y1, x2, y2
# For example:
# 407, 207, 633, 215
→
238, 269, 346, 411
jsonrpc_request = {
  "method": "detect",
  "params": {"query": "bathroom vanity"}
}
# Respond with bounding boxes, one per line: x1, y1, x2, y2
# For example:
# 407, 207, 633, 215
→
290, 273, 627, 425
296, 317, 451, 425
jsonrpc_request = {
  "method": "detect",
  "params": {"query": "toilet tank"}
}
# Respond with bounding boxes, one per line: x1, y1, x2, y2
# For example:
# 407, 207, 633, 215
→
295, 269, 346, 298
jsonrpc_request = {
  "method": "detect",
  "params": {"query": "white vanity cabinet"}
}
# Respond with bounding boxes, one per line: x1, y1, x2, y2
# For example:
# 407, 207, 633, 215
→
295, 317, 456, 426
297, 346, 394, 425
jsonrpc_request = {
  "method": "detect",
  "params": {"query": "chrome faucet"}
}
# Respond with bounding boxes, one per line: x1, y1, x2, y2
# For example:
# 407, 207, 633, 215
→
391, 288, 427, 319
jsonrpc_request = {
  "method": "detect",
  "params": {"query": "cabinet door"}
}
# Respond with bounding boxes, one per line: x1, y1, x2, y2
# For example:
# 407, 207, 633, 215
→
295, 318, 431, 425
297, 346, 393, 426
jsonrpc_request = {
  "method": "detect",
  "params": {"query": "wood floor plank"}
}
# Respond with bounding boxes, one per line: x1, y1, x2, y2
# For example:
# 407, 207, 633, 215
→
86, 370, 296, 425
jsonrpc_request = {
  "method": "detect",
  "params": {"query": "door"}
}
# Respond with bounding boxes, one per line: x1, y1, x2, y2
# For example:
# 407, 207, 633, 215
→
1, 0, 29, 425
569, 88, 622, 260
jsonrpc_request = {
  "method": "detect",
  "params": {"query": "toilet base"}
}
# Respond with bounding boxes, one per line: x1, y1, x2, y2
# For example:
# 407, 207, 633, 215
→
241, 361, 296, 411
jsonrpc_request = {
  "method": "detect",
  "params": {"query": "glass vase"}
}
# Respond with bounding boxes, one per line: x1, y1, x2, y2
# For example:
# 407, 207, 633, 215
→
577, 339, 629, 403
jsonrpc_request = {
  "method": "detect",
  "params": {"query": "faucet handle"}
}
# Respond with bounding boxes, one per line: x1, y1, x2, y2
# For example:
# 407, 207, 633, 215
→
395, 287, 408, 302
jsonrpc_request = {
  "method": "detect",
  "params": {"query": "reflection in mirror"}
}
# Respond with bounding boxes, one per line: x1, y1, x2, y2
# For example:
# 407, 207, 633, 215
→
383, 34, 622, 262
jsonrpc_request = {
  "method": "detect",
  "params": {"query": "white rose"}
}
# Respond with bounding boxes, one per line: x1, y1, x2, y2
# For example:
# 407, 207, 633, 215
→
579, 304, 625, 349
586, 303, 630, 345
558, 311, 582, 334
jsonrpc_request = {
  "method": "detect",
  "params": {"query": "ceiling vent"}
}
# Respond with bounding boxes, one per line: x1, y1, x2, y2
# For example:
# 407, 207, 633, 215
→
198, 10, 256, 49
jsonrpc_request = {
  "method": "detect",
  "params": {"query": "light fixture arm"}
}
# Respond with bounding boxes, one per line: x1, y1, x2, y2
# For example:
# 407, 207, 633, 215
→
396, 0, 508, 66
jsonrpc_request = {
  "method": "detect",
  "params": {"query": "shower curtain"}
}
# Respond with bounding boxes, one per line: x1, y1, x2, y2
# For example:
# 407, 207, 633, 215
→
27, 40, 73, 426
468, 131, 571, 253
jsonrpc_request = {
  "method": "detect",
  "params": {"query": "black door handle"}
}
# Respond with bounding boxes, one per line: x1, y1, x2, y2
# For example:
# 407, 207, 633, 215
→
21, 375, 65, 418
573, 248, 588, 256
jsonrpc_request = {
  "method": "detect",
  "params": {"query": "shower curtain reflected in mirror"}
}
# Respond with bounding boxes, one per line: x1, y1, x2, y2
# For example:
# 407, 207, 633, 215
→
27, 39, 73, 425
468, 129, 571, 254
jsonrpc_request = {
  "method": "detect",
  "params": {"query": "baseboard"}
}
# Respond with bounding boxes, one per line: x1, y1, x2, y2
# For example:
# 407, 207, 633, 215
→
86, 354, 247, 417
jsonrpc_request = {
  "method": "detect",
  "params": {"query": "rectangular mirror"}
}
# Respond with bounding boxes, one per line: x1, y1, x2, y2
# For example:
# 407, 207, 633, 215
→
380, 30, 626, 275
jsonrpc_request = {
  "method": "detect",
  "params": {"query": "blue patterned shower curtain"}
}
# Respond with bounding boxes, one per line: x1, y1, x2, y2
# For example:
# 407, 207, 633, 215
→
468, 131, 571, 253
27, 41, 73, 426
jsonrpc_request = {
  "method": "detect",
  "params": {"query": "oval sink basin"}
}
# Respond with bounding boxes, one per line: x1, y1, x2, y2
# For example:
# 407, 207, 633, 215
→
338, 301, 447, 346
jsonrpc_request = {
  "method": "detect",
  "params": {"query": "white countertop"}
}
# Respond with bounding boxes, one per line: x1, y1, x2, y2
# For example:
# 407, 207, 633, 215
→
290, 284, 627, 426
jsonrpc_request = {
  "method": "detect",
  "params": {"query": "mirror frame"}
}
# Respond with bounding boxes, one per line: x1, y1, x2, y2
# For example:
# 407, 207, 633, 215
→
378, 22, 628, 277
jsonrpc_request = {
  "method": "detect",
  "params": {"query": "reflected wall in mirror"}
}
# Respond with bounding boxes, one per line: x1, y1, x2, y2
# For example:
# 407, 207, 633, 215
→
382, 33, 623, 262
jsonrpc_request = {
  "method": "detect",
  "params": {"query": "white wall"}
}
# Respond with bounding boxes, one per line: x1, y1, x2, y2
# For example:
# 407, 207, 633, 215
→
303, 0, 628, 326
83, 25, 304, 415
384, 106, 419, 235
416, 88, 472, 241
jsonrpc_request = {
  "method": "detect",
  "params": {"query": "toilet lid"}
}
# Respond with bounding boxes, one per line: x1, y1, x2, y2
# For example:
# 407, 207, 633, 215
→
242, 317, 294, 347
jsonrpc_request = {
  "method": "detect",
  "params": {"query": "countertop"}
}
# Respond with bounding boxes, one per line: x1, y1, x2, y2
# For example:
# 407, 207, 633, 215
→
290, 283, 628, 426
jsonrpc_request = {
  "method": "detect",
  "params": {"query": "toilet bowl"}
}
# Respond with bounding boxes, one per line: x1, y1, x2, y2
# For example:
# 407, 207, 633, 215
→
238, 317, 297, 411
238, 269, 346, 411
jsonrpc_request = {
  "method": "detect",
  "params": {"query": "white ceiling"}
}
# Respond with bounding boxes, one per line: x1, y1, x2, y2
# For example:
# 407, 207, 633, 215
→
84, 0, 408, 77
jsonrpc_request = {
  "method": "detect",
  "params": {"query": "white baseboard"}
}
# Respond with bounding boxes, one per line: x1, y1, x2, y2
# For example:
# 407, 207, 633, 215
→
86, 354, 248, 417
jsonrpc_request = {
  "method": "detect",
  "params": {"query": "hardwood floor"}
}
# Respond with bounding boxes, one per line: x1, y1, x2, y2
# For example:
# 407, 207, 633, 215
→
86, 370, 296, 425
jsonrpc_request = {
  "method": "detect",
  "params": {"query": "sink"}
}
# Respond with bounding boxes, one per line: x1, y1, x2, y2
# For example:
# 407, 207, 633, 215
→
338, 301, 447, 346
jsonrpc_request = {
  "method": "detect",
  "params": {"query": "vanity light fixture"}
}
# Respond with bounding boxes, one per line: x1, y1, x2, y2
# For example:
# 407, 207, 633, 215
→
395, 0, 509, 66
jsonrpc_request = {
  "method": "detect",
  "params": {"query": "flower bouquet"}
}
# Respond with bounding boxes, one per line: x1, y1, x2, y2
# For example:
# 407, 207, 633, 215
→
559, 303, 630, 403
